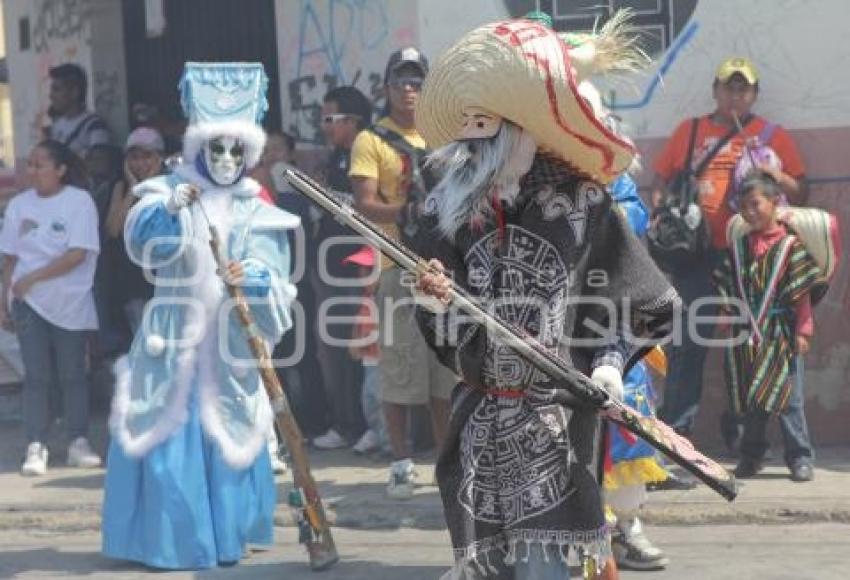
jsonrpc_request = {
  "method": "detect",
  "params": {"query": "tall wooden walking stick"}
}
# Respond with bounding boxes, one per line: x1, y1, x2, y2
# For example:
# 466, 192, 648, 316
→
195, 195, 339, 571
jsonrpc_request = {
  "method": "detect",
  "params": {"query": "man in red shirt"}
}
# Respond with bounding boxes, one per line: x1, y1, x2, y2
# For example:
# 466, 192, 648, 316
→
650, 57, 806, 436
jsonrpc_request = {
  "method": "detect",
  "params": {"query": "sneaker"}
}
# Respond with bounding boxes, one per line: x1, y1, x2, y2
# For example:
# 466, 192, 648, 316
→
789, 459, 814, 482
733, 457, 764, 479
313, 429, 348, 450
352, 430, 379, 455
67, 437, 102, 468
612, 521, 669, 570
21, 442, 48, 476
386, 458, 417, 500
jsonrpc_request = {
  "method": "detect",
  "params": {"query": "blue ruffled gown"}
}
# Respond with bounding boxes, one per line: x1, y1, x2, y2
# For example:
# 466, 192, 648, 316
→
102, 394, 276, 569
100, 169, 297, 570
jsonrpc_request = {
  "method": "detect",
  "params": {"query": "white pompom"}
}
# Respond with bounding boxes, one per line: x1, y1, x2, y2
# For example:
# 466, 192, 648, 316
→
145, 334, 166, 356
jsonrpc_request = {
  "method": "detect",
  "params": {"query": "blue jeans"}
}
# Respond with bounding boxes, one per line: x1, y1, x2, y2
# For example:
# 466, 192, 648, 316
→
740, 355, 813, 465
12, 300, 91, 443
660, 251, 721, 434
362, 363, 387, 448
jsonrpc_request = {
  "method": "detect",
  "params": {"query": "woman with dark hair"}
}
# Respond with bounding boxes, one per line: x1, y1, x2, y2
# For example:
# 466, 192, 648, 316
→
103, 127, 165, 335
0, 139, 102, 476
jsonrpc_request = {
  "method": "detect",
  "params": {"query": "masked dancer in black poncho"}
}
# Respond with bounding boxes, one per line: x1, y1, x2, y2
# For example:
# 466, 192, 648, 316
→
411, 15, 680, 579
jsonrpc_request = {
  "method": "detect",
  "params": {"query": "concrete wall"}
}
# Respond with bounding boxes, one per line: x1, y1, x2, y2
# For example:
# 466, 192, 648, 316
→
2, 0, 128, 166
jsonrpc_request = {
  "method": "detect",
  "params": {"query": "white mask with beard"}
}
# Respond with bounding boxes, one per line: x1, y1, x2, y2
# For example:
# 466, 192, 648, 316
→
204, 136, 245, 185
427, 121, 537, 239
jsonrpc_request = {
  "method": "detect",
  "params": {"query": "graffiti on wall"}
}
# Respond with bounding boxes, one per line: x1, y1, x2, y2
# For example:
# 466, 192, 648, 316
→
32, 0, 90, 54
278, 0, 417, 145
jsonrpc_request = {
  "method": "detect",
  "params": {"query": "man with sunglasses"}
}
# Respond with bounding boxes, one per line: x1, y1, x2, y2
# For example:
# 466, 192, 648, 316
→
350, 48, 454, 499
308, 87, 374, 453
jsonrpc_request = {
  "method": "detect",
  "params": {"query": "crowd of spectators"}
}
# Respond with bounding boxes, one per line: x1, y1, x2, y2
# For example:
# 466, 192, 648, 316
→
0, 50, 821, 510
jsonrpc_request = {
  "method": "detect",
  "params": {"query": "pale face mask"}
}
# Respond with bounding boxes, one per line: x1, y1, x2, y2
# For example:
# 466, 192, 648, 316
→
204, 136, 245, 185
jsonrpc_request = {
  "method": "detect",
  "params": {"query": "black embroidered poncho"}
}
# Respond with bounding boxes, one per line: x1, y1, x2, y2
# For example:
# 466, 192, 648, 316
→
411, 156, 679, 577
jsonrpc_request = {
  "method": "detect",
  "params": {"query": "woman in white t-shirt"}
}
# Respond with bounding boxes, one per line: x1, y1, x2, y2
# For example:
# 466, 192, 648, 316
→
0, 140, 102, 476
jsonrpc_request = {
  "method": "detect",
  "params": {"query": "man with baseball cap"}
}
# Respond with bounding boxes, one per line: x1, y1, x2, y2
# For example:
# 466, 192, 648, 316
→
349, 47, 453, 500
715, 56, 759, 85
383, 46, 429, 81
651, 56, 808, 445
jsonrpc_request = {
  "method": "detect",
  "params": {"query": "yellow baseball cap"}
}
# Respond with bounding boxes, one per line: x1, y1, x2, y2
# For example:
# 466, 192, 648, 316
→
716, 57, 759, 84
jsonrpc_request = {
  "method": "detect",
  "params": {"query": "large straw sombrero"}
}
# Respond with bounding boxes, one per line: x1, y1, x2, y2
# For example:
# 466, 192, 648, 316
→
416, 19, 636, 185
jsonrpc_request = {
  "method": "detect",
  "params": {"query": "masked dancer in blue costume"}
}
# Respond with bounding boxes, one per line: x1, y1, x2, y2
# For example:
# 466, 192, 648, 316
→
101, 63, 299, 569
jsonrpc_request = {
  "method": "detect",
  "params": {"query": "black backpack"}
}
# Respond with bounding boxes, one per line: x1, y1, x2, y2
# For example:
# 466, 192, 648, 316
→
648, 116, 751, 273
369, 124, 438, 239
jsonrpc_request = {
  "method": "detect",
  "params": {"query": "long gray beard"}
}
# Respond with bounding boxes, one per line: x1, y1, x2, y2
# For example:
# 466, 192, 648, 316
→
427, 122, 537, 239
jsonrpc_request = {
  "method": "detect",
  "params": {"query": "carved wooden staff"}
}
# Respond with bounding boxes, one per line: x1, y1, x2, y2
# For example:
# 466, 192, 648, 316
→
195, 195, 339, 571
282, 167, 738, 502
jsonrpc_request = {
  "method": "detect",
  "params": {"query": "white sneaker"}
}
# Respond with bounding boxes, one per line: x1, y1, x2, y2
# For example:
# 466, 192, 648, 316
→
21, 442, 48, 476
67, 437, 102, 468
352, 429, 379, 455
313, 429, 348, 450
612, 517, 669, 570
386, 458, 417, 500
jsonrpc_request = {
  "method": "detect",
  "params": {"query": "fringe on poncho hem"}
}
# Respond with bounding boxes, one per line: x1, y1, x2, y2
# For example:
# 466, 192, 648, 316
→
446, 526, 612, 578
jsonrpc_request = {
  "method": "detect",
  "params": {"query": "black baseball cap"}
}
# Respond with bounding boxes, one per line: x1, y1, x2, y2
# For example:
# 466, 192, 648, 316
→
384, 47, 429, 83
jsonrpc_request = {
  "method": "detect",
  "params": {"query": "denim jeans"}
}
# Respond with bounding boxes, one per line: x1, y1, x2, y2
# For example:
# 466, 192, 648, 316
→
659, 251, 721, 434
740, 355, 813, 465
310, 270, 366, 442
361, 363, 387, 449
12, 300, 91, 443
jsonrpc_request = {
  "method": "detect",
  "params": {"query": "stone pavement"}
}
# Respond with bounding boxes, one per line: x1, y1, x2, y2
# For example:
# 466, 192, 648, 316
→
1, 416, 849, 534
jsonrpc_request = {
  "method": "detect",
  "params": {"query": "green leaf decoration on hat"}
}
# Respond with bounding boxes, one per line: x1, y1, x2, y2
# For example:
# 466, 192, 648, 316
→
524, 10, 553, 29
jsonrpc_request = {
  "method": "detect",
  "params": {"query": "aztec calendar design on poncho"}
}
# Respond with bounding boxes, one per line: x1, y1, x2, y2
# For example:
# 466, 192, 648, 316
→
465, 225, 570, 389
458, 395, 574, 525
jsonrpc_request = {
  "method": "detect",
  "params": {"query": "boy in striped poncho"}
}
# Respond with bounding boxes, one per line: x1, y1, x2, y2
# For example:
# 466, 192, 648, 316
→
714, 172, 824, 483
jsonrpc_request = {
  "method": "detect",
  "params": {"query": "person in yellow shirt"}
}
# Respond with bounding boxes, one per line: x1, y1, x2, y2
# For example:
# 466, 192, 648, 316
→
349, 48, 454, 499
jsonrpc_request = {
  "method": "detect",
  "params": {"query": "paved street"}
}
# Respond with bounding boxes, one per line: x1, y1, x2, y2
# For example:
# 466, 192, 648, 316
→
1, 523, 848, 579
1, 417, 849, 579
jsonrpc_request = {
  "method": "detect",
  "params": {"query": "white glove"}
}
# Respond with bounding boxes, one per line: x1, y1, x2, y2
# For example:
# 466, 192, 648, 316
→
591, 365, 624, 403
165, 183, 197, 214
